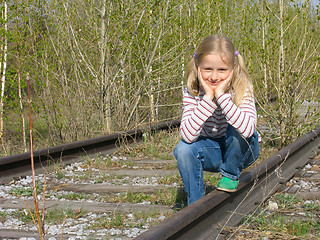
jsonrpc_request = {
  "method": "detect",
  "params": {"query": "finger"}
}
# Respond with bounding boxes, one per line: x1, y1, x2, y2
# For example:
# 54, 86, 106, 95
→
227, 70, 234, 82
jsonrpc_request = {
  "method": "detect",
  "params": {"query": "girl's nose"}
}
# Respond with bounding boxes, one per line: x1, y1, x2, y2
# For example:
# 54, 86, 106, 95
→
209, 70, 218, 80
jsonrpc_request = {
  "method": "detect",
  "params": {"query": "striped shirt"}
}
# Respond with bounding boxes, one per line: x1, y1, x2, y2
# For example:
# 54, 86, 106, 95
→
180, 87, 257, 143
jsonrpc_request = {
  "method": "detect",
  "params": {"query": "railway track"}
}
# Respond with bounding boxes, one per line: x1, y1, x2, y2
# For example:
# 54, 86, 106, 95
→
0, 123, 319, 239
0, 120, 180, 183
0, 120, 181, 239
136, 127, 320, 240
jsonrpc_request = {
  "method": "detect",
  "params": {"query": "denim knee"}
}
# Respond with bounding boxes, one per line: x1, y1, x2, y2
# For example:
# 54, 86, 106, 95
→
174, 140, 197, 168
174, 140, 190, 161
221, 125, 260, 180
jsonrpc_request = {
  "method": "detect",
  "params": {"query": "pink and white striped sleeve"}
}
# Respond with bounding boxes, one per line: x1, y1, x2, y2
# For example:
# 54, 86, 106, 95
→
216, 92, 257, 138
179, 89, 216, 143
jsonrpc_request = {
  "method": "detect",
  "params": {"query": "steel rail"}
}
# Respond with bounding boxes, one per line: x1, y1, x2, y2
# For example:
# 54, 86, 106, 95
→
0, 120, 180, 173
135, 127, 320, 240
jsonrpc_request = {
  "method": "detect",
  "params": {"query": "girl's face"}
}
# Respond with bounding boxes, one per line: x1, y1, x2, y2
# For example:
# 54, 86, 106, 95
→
199, 53, 233, 91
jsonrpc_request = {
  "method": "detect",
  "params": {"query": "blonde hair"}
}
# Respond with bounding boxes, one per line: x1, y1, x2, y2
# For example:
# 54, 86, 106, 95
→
186, 35, 253, 106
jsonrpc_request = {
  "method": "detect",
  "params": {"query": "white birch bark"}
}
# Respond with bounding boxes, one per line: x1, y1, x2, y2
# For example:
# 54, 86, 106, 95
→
99, 0, 113, 133
18, 73, 27, 152
278, 0, 286, 147
0, 1, 7, 155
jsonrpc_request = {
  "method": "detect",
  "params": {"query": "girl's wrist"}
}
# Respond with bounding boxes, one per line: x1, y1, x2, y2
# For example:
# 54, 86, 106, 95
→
205, 93, 215, 100
215, 91, 223, 99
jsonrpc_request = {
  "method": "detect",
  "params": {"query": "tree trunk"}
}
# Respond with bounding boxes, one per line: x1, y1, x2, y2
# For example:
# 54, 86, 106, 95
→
278, 0, 286, 148
18, 72, 27, 152
100, 0, 112, 133
0, 1, 7, 155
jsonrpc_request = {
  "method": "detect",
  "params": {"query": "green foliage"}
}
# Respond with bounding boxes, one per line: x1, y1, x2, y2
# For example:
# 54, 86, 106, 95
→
11, 209, 35, 223
240, 193, 320, 238
11, 207, 85, 224
56, 192, 90, 201
302, 202, 320, 212
1, 0, 319, 156
104, 187, 178, 206
274, 193, 301, 209
287, 219, 320, 236
244, 210, 320, 238
116, 128, 181, 160
85, 154, 133, 169
9, 183, 43, 197
91, 210, 171, 230
0, 211, 7, 223
46, 207, 85, 223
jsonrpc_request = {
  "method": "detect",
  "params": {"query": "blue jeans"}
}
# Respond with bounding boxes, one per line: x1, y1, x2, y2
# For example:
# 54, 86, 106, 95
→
173, 125, 260, 205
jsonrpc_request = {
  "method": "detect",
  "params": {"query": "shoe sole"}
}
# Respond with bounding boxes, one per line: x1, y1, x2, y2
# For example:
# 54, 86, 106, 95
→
216, 186, 237, 192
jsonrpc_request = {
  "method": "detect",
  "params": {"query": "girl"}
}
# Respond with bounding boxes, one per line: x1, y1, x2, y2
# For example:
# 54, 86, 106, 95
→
173, 34, 260, 205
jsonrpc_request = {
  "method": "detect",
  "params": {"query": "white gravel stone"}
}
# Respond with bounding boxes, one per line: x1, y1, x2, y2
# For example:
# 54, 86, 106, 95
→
297, 212, 306, 216
130, 227, 140, 237
142, 224, 149, 229
266, 201, 278, 211
48, 225, 62, 235
96, 228, 108, 236
139, 200, 151, 205
109, 228, 122, 236
304, 164, 312, 169
0, 154, 174, 239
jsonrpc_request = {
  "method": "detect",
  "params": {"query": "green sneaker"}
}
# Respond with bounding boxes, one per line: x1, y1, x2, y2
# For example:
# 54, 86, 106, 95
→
216, 176, 238, 192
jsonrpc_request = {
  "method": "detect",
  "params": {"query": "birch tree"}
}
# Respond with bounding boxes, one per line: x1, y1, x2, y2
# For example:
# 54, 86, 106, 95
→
254, 0, 320, 147
0, 0, 7, 155
1, 0, 319, 156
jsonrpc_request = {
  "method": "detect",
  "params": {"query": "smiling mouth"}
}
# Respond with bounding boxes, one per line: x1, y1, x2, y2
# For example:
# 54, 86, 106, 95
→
207, 80, 220, 85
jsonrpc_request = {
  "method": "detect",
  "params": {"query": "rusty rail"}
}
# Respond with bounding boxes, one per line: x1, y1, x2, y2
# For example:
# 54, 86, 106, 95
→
0, 120, 180, 174
135, 127, 320, 240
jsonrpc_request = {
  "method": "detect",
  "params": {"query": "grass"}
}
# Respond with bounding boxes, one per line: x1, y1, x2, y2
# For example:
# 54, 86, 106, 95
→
10, 207, 85, 225
273, 193, 301, 209
56, 192, 91, 201
84, 154, 133, 169
101, 187, 180, 206
115, 128, 181, 160
287, 219, 320, 236
204, 172, 220, 186
234, 193, 320, 239
9, 183, 44, 197
157, 174, 182, 185
240, 210, 320, 239
94, 174, 218, 207
0, 211, 7, 223
302, 202, 320, 211
46, 207, 85, 224
53, 160, 66, 179
90, 210, 173, 230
